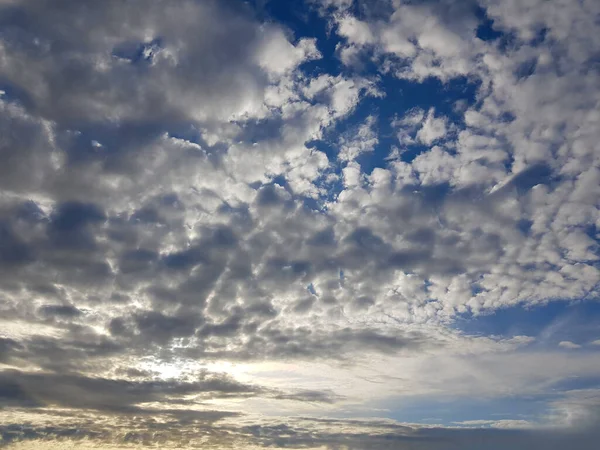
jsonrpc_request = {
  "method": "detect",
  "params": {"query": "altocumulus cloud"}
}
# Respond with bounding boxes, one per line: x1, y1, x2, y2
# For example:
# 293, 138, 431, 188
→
0, 0, 599, 448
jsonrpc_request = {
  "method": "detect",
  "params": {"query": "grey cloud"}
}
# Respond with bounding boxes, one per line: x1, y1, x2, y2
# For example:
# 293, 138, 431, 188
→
274, 389, 343, 404
0, 338, 22, 364
38, 304, 82, 319
0, 222, 35, 267
0, 0, 270, 125
133, 311, 198, 343
0, 369, 261, 413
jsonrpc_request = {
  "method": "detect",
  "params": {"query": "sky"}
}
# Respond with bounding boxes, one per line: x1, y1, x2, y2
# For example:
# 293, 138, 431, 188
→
0, 0, 599, 448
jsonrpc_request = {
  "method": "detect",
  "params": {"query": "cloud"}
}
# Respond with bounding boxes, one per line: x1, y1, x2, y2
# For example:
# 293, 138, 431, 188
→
0, 0, 599, 447
0, 0, 310, 125
558, 341, 582, 350
416, 108, 449, 145
2, 413, 600, 449
330, 0, 482, 81
0, 367, 341, 416
338, 115, 379, 161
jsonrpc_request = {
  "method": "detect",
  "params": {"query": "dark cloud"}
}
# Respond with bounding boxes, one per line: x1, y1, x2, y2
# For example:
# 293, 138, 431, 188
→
38, 304, 81, 317
186, 325, 431, 361
0, 222, 35, 267
133, 311, 198, 343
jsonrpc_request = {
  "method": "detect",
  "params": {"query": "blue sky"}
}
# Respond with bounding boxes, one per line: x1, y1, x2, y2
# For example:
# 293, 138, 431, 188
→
0, 0, 599, 449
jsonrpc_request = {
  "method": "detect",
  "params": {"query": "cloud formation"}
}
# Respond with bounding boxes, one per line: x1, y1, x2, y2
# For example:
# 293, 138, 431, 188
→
0, 0, 599, 448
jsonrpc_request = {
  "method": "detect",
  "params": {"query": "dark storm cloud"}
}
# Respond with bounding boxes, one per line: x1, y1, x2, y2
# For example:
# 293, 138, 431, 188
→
37, 304, 82, 318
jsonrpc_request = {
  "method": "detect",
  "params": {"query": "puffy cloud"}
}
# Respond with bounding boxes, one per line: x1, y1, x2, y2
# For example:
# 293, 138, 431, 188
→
416, 108, 449, 145
558, 341, 582, 350
330, 0, 482, 81
338, 115, 379, 161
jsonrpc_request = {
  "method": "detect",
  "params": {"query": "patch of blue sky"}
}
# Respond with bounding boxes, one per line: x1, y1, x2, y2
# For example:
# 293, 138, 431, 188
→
312, 74, 480, 179
477, 7, 548, 53
0, 79, 34, 109
357, 75, 481, 174
550, 376, 600, 392
453, 301, 600, 349
354, 394, 552, 426
474, 6, 504, 42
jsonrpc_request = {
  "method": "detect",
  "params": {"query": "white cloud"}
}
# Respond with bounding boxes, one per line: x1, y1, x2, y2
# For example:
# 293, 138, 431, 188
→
342, 161, 363, 188
416, 108, 449, 145
338, 115, 379, 161
412, 145, 458, 184
330, 1, 481, 81
255, 33, 321, 78
559, 341, 582, 349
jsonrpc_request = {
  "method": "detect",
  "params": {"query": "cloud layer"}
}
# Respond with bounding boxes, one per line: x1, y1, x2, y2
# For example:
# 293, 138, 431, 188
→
0, 0, 599, 448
